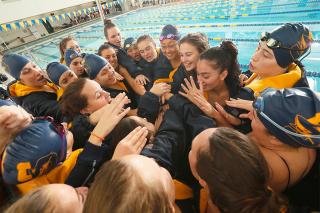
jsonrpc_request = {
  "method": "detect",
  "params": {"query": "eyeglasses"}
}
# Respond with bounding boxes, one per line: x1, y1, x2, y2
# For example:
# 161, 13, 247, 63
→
159, 34, 178, 42
35, 116, 67, 162
260, 32, 307, 52
253, 97, 320, 147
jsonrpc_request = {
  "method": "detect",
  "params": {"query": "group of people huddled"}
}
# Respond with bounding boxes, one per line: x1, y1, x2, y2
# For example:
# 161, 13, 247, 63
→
0, 18, 319, 213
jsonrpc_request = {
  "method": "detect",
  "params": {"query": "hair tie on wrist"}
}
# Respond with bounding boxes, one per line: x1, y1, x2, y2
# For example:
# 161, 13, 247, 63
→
91, 132, 104, 141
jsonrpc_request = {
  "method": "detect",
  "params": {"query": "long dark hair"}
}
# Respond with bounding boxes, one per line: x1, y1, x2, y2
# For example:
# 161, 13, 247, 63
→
103, 19, 116, 41
196, 128, 287, 213
199, 41, 241, 97
59, 78, 88, 121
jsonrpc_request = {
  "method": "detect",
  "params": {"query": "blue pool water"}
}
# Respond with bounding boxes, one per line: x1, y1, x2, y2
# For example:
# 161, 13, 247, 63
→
15, 0, 320, 90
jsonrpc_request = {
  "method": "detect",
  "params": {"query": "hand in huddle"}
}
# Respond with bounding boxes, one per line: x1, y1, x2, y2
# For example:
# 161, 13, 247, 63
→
150, 83, 171, 97
114, 71, 124, 81
0, 105, 33, 153
112, 126, 149, 159
89, 93, 130, 146
135, 74, 150, 86
179, 76, 203, 104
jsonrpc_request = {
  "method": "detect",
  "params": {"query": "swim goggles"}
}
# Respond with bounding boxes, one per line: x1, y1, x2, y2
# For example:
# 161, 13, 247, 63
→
159, 34, 178, 41
260, 32, 308, 51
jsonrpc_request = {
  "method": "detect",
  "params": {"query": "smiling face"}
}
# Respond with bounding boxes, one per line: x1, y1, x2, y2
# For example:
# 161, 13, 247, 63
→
100, 48, 118, 69
94, 63, 117, 87
80, 79, 112, 114
196, 59, 227, 92
160, 39, 179, 61
19, 62, 47, 87
107, 27, 122, 47
180, 42, 201, 71
249, 41, 285, 78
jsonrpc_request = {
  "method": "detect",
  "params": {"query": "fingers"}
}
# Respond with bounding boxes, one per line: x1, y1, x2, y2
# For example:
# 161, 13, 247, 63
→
120, 126, 148, 151
118, 107, 130, 119
161, 95, 165, 105
215, 103, 241, 126
190, 76, 197, 90
239, 113, 250, 119
180, 83, 189, 94
183, 78, 192, 90
142, 77, 147, 85
199, 80, 204, 94
132, 127, 148, 150
178, 91, 189, 99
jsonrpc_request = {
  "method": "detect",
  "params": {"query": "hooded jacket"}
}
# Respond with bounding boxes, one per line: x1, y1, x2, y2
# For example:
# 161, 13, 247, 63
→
7, 81, 63, 123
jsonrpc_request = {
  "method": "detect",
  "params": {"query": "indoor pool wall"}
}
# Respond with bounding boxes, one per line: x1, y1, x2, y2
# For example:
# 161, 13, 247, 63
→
11, 0, 320, 90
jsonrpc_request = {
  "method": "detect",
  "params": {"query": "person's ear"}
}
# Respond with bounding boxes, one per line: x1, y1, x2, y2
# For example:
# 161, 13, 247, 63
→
269, 135, 283, 146
80, 107, 90, 115
219, 69, 228, 81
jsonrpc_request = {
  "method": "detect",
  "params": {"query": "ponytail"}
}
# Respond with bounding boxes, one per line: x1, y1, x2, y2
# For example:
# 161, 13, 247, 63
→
59, 36, 74, 63
103, 18, 116, 40
200, 41, 241, 96
238, 187, 287, 213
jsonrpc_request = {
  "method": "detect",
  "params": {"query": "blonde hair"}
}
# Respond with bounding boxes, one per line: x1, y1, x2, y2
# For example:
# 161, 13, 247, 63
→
5, 185, 54, 213
83, 160, 173, 213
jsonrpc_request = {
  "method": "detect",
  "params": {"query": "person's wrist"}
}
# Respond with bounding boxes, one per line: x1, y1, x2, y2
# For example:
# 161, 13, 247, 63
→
89, 131, 104, 146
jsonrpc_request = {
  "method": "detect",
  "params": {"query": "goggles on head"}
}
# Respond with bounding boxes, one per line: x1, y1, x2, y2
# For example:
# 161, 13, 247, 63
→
260, 32, 307, 52
159, 34, 178, 42
253, 97, 320, 147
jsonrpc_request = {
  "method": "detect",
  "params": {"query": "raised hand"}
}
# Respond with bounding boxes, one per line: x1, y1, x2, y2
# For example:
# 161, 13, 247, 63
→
89, 93, 130, 145
179, 76, 202, 104
112, 126, 148, 159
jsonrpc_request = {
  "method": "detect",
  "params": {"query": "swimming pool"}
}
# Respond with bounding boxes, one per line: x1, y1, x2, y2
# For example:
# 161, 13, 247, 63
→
13, 0, 320, 90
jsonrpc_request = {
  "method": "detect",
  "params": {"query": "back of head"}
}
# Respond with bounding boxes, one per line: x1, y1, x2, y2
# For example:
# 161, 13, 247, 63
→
179, 32, 209, 54
103, 19, 116, 40
2, 118, 67, 184
83, 159, 173, 213
253, 87, 320, 148
266, 23, 313, 68
200, 41, 240, 96
5, 185, 54, 213
59, 78, 87, 121
196, 127, 287, 213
